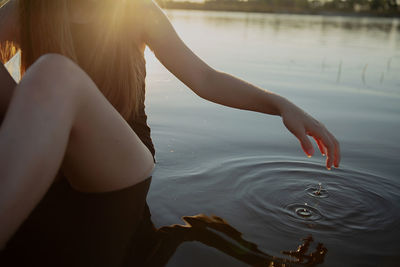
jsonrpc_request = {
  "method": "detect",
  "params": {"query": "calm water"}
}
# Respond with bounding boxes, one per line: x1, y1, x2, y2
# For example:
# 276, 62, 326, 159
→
144, 10, 400, 266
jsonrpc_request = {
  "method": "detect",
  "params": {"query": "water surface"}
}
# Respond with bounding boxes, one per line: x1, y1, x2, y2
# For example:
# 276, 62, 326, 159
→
144, 10, 400, 266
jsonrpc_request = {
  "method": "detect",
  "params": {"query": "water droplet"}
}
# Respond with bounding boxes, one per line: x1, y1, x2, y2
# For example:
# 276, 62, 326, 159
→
296, 207, 312, 217
306, 184, 329, 198
286, 204, 323, 221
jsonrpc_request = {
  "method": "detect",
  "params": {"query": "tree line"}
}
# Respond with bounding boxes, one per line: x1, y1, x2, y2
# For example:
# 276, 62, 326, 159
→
207, 0, 399, 12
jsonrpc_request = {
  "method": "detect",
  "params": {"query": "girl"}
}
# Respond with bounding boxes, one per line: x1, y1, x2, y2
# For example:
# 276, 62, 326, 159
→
0, 0, 340, 265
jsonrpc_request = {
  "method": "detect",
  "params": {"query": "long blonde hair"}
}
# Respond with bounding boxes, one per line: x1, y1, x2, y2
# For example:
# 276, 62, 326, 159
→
5, 0, 146, 120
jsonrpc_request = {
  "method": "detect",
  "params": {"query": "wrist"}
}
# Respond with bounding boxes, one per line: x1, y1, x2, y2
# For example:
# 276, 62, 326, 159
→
265, 93, 292, 117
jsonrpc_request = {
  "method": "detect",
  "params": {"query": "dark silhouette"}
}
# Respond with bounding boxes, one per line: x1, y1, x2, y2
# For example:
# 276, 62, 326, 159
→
144, 214, 328, 267
157, 0, 400, 17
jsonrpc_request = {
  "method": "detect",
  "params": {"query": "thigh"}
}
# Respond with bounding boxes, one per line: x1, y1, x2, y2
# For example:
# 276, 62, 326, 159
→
60, 72, 155, 193
3, 53, 155, 192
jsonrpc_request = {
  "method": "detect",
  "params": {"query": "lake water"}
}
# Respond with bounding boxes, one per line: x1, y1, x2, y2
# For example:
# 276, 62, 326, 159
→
143, 10, 400, 266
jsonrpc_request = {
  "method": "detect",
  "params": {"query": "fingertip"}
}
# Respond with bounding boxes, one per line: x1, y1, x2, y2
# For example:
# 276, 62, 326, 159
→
334, 156, 340, 168
306, 147, 315, 158
299, 134, 314, 158
303, 146, 314, 158
326, 161, 331, 170
326, 158, 333, 171
334, 161, 339, 168
327, 151, 334, 171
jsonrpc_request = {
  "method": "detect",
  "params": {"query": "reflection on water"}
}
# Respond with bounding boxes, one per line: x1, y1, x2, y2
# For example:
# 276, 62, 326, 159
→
148, 155, 400, 266
282, 236, 327, 266
143, 10, 400, 267
168, 10, 400, 35
147, 214, 327, 267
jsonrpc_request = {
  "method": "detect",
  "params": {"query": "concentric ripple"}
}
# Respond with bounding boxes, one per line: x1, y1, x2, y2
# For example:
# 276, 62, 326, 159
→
151, 154, 400, 266
215, 156, 400, 236
152, 154, 400, 251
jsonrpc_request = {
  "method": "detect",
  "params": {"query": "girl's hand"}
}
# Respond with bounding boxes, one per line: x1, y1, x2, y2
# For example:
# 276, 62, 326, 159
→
280, 101, 340, 170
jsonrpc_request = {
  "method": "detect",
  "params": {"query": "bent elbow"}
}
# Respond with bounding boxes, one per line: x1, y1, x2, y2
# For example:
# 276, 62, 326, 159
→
191, 67, 219, 101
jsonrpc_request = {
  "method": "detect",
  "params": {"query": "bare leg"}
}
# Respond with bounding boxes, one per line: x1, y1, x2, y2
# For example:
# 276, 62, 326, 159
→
0, 54, 154, 248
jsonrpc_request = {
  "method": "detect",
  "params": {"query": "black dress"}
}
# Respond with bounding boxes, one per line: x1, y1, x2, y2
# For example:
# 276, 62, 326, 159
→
1, 178, 157, 267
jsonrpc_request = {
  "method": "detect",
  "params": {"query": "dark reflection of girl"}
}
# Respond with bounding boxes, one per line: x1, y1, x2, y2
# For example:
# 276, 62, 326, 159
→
0, 0, 339, 266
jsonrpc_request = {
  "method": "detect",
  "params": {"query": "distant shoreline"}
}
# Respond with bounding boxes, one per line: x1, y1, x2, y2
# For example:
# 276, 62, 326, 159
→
159, 1, 400, 18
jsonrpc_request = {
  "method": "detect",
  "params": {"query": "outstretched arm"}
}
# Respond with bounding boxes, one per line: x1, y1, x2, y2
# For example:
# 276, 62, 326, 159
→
140, 0, 340, 169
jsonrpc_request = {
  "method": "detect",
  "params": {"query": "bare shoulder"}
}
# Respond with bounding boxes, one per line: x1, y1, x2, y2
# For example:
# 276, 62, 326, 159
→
0, 0, 19, 45
130, 0, 175, 46
131, 0, 162, 16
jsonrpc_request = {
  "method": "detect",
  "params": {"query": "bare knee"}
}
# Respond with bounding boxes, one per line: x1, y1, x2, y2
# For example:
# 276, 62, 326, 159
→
24, 54, 81, 83
17, 53, 96, 108
35, 53, 75, 68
